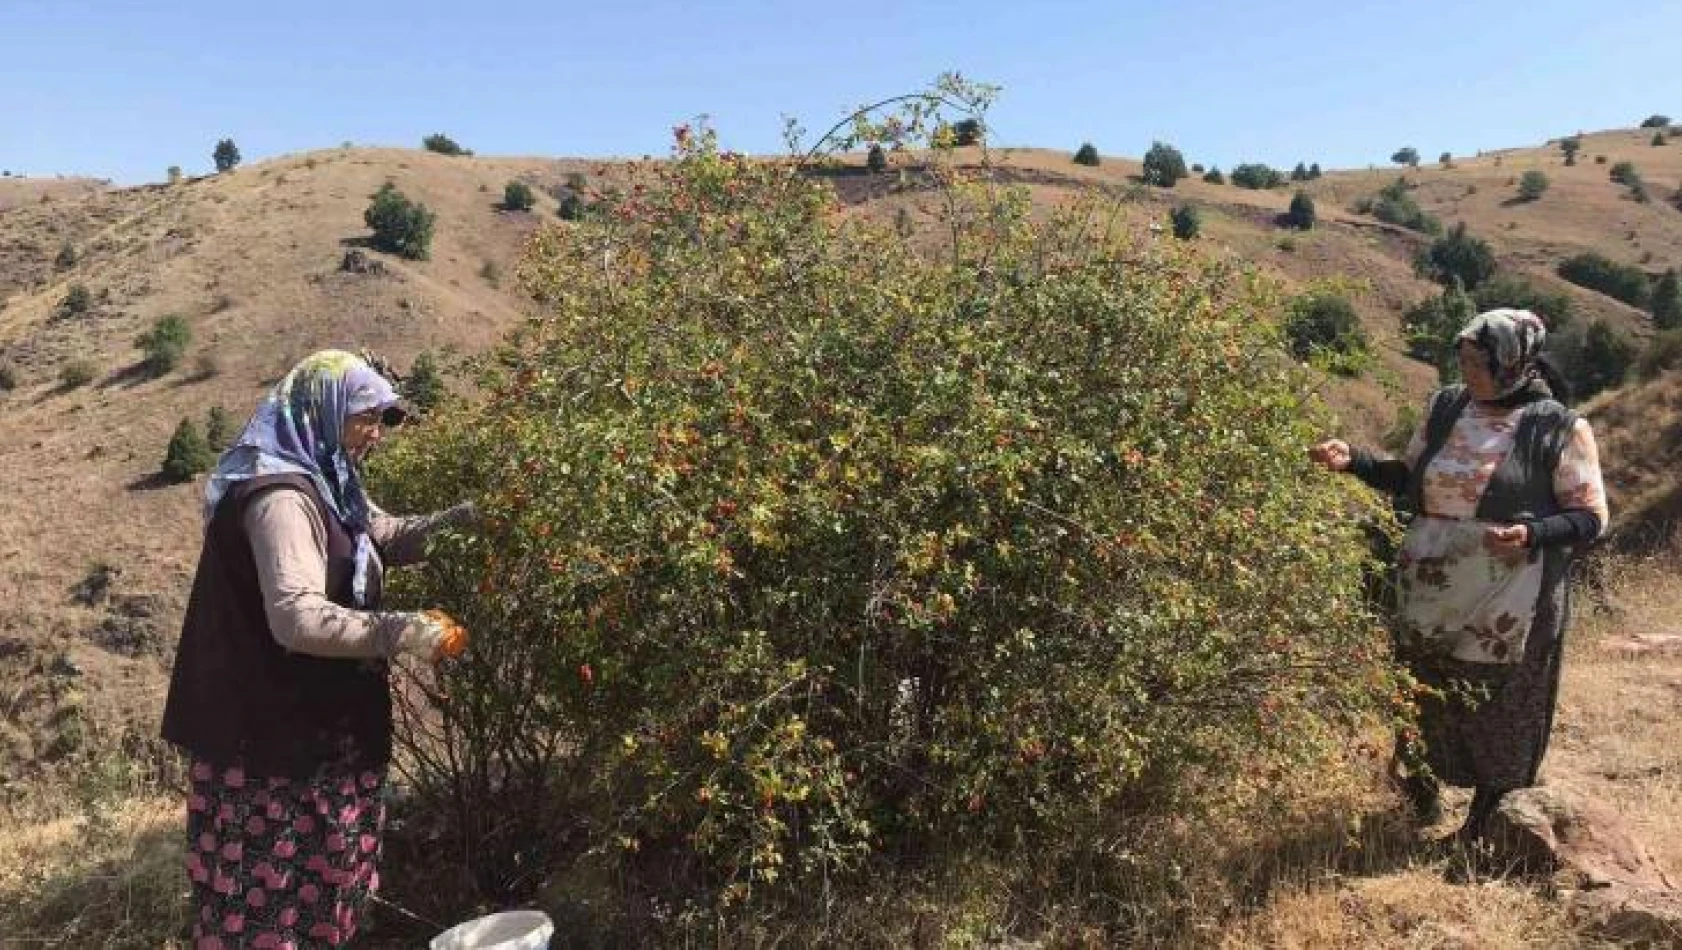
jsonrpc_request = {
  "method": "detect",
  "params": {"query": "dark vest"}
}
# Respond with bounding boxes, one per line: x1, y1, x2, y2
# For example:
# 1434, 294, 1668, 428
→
1404, 383, 1577, 525
161, 475, 392, 779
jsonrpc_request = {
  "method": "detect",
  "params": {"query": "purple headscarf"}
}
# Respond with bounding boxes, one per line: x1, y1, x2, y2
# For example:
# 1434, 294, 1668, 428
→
206, 350, 401, 605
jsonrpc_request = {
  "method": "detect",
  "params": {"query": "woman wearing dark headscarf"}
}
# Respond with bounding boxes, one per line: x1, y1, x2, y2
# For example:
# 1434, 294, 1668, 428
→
1310, 310, 1608, 841
162, 350, 471, 948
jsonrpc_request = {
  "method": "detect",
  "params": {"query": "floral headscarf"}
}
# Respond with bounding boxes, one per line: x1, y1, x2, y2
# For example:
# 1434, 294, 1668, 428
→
206, 350, 402, 606
1456, 308, 1548, 398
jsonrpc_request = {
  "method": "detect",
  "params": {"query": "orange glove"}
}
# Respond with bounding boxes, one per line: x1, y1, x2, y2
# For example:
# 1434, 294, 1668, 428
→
423, 609, 470, 661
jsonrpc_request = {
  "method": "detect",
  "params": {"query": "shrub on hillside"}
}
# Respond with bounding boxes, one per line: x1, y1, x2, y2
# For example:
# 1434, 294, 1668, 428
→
364, 182, 436, 260
1402, 280, 1476, 382
368, 110, 1394, 931
1073, 143, 1100, 167
61, 283, 92, 315
866, 144, 888, 173
1517, 170, 1549, 201
1283, 291, 1368, 373
1230, 163, 1284, 190
1169, 204, 1200, 239
205, 405, 236, 453
1290, 163, 1309, 182
1650, 269, 1681, 330
1308, 162, 1322, 179
1640, 115, 1672, 128
162, 419, 214, 483
1416, 223, 1496, 289
1556, 252, 1650, 308
1471, 273, 1575, 328
1439, 152, 1453, 167
1391, 147, 1420, 168
0, 361, 17, 392
1637, 329, 1682, 379
135, 315, 192, 378
1560, 137, 1581, 165
1141, 141, 1188, 187
1285, 191, 1316, 230
60, 359, 96, 389
212, 139, 240, 173
502, 180, 537, 212
1610, 161, 1638, 185
557, 192, 587, 221
55, 242, 77, 270
1202, 166, 1225, 185
1653, 132, 1668, 147
1554, 319, 1635, 399
422, 133, 470, 156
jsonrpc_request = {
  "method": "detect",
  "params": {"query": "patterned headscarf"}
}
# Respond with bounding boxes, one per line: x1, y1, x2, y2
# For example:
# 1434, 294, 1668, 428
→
206, 350, 402, 606
1456, 308, 1548, 398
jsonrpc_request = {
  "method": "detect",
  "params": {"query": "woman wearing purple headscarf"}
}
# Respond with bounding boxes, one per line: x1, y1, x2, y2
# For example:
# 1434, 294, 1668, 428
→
163, 350, 472, 947
1311, 310, 1608, 844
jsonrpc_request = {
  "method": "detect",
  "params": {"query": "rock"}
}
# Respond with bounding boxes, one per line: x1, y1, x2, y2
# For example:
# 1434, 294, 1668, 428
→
339, 249, 386, 275
1487, 787, 1676, 890
1574, 886, 1682, 947
1601, 633, 1682, 659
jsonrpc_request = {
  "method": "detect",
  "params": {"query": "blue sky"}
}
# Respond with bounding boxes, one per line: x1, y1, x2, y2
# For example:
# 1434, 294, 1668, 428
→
4, 0, 1679, 184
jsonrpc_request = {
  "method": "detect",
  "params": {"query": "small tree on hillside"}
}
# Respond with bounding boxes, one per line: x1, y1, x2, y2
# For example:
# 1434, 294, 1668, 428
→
1391, 146, 1420, 168
1285, 191, 1316, 230
1560, 137, 1581, 166
1230, 163, 1284, 190
1308, 163, 1323, 179
135, 314, 192, 378
1416, 222, 1496, 289
422, 133, 469, 156
1405, 278, 1478, 382
557, 191, 587, 221
405, 350, 447, 414
205, 405, 236, 453
1170, 205, 1200, 240
1290, 162, 1309, 182
1517, 170, 1550, 201
213, 139, 241, 173
167, 166, 183, 185
364, 182, 437, 260
951, 118, 983, 146
1202, 166, 1225, 185
502, 180, 536, 212
1073, 143, 1100, 167
162, 418, 214, 483
866, 144, 888, 173
1439, 152, 1453, 168
1141, 141, 1188, 188
1639, 115, 1672, 128
1650, 269, 1681, 331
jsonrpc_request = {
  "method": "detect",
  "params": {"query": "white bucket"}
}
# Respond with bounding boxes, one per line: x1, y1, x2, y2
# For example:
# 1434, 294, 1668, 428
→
429, 909, 555, 950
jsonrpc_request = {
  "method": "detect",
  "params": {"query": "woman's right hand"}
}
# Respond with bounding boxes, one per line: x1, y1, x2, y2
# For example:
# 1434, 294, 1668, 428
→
1309, 439, 1353, 472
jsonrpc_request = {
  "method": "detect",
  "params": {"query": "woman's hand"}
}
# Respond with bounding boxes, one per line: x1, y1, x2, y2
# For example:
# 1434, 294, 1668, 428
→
1483, 524, 1530, 556
1309, 439, 1353, 472
396, 610, 470, 661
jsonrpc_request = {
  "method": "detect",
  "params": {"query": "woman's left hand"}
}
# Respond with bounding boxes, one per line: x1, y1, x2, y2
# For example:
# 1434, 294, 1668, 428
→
1482, 523, 1530, 555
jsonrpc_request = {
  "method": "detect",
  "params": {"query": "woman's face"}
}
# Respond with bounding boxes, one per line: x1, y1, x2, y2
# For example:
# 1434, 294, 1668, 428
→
341, 408, 388, 461
1456, 339, 1500, 400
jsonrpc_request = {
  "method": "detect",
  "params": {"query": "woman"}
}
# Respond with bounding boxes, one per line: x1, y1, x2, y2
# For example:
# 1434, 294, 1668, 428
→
162, 350, 471, 948
1310, 309, 1608, 840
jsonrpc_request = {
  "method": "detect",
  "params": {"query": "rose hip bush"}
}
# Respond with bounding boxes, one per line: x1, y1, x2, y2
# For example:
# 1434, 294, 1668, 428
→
371, 86, 1396, 931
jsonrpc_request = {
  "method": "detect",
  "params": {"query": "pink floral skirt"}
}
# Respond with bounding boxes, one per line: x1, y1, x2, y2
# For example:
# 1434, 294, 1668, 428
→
185, 758, 387, 948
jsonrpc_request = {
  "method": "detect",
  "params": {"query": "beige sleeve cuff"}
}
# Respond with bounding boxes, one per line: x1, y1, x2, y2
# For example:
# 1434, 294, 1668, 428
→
366, 500, 477, 567
243, 488, 417, 659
